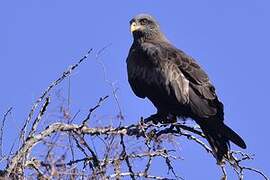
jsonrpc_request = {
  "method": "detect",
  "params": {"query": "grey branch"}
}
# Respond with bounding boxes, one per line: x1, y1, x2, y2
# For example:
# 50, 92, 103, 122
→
1, 49, 268, 180
19, 49, 93, 142
0, 107, 13, 158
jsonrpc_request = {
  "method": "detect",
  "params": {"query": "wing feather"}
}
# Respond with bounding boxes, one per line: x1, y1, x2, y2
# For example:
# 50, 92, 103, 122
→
142, 42, 190, 104
127, 42, 190, 104
127, 41, 221, 119
166, 45, 217, 100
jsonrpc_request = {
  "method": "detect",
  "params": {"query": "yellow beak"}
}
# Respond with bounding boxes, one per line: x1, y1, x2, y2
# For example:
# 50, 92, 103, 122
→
130, 22, 140, 32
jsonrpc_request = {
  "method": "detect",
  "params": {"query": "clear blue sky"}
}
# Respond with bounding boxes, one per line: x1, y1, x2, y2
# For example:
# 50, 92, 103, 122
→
1, 0, 270, 179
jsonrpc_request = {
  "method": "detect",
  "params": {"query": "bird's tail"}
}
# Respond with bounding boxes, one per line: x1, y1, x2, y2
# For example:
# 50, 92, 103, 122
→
198, 120, 247, 163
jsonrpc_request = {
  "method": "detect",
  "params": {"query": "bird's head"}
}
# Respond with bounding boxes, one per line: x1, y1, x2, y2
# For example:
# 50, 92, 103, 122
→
130, 14, 164, 42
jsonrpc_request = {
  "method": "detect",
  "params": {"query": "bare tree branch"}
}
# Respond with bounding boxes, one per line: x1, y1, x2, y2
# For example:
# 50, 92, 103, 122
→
1, 49, 267, 180
0, 107, 13, 158
20, 49, 93, 142
81, 95, 109, 126
28, 97, 50, 137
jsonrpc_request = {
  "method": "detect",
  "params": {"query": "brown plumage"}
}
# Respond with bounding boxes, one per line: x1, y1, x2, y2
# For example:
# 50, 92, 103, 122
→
126, 14, 246, 162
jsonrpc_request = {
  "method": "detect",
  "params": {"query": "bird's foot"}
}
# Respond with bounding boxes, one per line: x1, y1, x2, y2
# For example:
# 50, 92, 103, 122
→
161, 114, 177, 124
144, 114, 161, 124
144, 113, 176, 125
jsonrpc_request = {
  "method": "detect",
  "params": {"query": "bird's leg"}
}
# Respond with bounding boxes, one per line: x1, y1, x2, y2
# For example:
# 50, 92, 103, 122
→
161, 113, 177, 124
144, 112, 167, 124
144, 112, 177, 124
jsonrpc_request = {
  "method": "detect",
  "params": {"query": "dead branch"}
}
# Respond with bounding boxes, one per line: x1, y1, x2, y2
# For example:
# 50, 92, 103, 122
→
20, 49, 93, 142
28, 97, 50, 138
0, 107, 13, 158
81, 95, 109, 126
1, 49, 268, 180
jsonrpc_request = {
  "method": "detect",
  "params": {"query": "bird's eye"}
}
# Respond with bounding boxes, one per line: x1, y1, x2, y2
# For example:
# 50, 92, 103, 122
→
139, 18, 148, 25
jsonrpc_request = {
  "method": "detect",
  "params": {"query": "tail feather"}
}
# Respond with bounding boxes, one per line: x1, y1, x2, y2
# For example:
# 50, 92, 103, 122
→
221, 124, 247, 149
198, 121, 246, 163
199, 122, 229, 162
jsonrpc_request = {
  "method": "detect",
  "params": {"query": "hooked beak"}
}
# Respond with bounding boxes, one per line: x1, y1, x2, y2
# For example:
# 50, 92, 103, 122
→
130, 22, 142, 33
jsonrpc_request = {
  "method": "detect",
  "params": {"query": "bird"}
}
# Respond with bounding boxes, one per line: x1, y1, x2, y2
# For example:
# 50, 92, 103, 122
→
126, 13, 246, 163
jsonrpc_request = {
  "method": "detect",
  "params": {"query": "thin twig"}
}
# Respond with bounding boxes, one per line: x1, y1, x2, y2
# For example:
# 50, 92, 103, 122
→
0, 107, 13, 158
28, 97, 50, 137
81, 95, 109, 126
20, 49, 92, 142
108, 172, 176, 180
241, 166, 269, 180
220, 165, 227, 180
95, 45, 124, 120
120, 134, 135, 180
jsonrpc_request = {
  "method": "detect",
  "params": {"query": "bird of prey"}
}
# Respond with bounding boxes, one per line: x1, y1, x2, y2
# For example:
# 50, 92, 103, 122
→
126, 14, 246, 162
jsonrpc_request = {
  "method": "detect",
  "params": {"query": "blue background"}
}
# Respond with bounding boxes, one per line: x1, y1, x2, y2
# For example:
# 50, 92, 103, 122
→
1, 0, 269, 179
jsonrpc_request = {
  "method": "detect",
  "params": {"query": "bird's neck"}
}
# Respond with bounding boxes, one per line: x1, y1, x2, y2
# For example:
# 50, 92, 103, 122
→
133, 31, 169, 44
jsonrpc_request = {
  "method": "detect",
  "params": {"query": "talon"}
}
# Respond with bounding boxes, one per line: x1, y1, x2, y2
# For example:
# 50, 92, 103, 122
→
144, 113, 166, 124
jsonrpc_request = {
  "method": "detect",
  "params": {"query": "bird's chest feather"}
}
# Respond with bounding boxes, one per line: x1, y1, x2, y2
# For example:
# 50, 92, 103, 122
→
127, 46, 190, 106
128, 49, 166, 87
